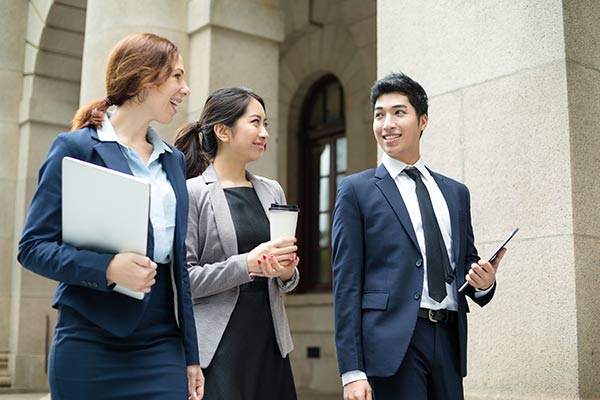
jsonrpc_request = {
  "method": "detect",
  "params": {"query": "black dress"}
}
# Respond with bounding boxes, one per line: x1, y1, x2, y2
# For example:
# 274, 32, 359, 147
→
202, 187, 297, 400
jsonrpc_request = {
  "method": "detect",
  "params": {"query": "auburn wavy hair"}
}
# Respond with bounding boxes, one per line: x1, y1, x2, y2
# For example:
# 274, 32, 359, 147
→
71, 32, 179, 131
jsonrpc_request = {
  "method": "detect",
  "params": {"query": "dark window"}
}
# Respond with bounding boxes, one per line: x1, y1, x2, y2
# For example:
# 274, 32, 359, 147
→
297, 76, 346, 292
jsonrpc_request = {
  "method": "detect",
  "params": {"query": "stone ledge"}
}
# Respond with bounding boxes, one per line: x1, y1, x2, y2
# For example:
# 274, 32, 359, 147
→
285, 293, 333, 307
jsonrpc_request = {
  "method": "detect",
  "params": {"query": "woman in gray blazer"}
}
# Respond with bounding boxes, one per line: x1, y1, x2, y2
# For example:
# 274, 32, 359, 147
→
174, 87, 300, 400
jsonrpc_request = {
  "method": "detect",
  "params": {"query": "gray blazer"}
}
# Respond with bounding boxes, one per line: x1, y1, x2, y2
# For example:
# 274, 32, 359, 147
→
186, 164, 299, 368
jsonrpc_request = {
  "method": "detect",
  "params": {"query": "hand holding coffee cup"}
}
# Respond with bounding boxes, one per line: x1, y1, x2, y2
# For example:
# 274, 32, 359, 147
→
245, 204, 300, 280
246, 237, 298, 277
252, 249, 299, 282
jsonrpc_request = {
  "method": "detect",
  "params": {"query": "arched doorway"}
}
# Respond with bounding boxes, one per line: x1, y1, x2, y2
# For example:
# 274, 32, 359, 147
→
297, 75, 346, 292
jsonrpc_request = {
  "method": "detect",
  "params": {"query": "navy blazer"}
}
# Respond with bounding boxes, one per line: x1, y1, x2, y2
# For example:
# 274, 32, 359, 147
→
18, 126, 199, 365
332, 164, 495, 378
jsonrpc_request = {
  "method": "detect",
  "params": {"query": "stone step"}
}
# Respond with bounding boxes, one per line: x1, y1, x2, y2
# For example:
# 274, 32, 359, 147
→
0, 377, 10, 388
0, 352, 9, 388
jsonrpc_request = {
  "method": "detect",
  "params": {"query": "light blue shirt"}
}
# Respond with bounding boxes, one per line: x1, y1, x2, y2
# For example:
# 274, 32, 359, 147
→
97, 113, 176, 264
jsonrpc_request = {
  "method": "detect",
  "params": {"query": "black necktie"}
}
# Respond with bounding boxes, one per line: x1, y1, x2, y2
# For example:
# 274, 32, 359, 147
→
404, 168, 454, 302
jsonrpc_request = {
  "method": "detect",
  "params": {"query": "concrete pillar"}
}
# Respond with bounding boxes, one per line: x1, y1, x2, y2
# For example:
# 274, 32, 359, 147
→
81, 0, 190, 142
377, 0, 599, 398
563, 1, 600, 397
187, 0, 284, 177
0, 0, 28, 387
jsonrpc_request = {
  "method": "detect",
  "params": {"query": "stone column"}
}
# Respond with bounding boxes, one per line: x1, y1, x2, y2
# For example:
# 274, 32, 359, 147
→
81, 0, 189, 142
563, 1, 600, 397
0, 0, 27, 387
377, 0, 599, 398
187, 0, 284, 176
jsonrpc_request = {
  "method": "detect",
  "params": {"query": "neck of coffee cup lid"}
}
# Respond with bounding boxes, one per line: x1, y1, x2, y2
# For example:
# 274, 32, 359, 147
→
269, 203, 299, 212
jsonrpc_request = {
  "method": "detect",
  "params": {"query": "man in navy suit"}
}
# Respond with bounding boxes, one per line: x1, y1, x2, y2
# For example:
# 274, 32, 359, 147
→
332, 72, 506, 400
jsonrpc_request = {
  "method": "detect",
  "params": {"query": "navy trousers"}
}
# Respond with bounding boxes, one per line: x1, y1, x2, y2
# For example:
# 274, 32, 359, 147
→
370, 317, 464, 400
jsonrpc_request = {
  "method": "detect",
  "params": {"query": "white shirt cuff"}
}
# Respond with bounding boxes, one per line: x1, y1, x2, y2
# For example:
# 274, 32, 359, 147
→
342, 370, 368, 386
474, 280, 495, 297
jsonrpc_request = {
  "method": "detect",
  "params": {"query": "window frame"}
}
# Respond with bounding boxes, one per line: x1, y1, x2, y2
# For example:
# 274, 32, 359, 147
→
296, 75, 346, 292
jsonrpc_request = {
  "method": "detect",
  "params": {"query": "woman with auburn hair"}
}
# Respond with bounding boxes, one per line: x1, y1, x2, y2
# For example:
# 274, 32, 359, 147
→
18, 32, 203, 399
174, 87, 299, 399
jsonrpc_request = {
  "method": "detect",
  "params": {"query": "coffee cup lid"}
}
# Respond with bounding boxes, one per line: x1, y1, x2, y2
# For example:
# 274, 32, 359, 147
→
269, 203, 299, 212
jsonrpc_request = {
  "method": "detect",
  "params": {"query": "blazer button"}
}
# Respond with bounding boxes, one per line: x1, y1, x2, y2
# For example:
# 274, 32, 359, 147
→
416, 259, 423, 268
414, 292, 421, 300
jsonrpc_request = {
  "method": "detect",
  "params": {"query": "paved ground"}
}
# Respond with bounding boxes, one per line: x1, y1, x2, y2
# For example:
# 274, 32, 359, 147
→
0, 394, 340, 400
0, 394, 48, 400
0, 394, 335, 400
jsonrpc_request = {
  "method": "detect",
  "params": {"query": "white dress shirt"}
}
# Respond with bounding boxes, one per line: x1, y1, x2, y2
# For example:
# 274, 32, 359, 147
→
341, 154, 493, 386
97, 113, 176, 264
382, 154, 459, 311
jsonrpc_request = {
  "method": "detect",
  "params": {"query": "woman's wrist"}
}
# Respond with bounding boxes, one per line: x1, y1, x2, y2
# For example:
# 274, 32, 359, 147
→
279, 267, 294, 282
245, 253, 254, 273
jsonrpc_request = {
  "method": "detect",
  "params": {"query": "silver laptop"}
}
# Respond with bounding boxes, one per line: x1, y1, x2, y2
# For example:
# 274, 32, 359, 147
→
62, 156, 150, 299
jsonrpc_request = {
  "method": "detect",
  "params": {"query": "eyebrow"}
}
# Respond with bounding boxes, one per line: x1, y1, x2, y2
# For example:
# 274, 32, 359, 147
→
374, 104, 407, 110
248, 114, 266, 120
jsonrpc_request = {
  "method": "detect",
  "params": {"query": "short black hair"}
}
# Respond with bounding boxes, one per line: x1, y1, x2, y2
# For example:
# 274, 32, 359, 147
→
370, 72, 428, 118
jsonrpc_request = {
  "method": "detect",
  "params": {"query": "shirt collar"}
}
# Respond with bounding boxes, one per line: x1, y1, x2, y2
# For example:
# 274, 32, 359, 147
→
97, 111, 172, 154
381, 153, 430, 182
146, 126, 172, 154
96, 112, 119, 142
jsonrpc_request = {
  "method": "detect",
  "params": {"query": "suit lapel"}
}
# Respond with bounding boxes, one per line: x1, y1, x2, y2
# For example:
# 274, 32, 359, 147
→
202, 165, 238, 257
374, 164, 420, 252
92, 140, 133, 176
430, 170, 461, 265
248, 172, 273, 217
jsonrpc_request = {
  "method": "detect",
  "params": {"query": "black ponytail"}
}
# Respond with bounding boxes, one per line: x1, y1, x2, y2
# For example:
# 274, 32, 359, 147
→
174, 122, 212, 179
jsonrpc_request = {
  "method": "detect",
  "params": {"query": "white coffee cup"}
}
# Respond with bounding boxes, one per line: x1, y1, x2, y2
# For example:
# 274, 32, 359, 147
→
269, 203, 300, 241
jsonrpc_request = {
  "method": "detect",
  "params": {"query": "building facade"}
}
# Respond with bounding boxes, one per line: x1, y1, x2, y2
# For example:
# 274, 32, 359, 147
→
1, 1, 598, 399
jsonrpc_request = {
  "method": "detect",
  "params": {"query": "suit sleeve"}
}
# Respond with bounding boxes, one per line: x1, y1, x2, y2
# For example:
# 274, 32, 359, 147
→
185, 183, 253, 298
17, 133, 114, 290
331, 178, 365, 374
175, 152, 200, 366
462, 186, 496, 306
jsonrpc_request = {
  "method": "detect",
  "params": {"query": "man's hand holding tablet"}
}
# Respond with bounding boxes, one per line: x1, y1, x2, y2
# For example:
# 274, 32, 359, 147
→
458, 228, 519, 293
